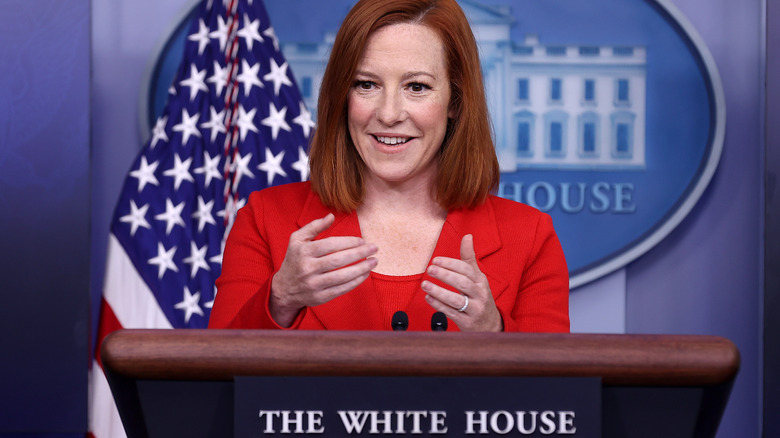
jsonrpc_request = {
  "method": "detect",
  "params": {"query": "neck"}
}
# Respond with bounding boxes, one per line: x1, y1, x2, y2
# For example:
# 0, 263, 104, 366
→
360, 176, 444, 219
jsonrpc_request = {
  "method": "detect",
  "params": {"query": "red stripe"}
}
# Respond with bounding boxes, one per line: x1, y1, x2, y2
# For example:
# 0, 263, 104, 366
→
94, 298, 123, 370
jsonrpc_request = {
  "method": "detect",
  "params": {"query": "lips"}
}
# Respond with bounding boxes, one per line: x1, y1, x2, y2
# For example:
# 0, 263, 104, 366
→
373, 135, 411, 145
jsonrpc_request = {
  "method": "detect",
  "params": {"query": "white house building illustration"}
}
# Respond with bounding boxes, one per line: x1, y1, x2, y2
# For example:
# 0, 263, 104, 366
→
281, 0, 647, 172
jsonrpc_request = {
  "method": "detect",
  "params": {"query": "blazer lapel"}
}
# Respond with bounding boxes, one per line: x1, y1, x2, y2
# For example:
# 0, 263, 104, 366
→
407, 198, 509, 329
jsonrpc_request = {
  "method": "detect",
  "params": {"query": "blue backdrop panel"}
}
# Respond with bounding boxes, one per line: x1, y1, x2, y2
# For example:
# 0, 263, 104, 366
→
0, 0, 90, 433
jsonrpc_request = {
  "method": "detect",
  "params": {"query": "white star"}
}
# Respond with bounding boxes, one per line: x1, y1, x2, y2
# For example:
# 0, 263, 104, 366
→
204, 286, 217, 309
236, 105, 259, 141
192, 195, 217, 232
129, 156, 159, 192
261, 103, 291, 140
207, 61, 228, 97
217, 197, 247, 234
231, 151, 255, 188
264, 25, 279, 52
200, 106, 226, 143
237, 14, 263, 51
209, 15, 230, 52
183, 241, 211, 278
237, 60, 264, 97
154, 198, 186, 235
179, 64, 208, 101
263, 59, 293, 96
150, 116, 169, 149
292, 102, 316, 138
119, 200, 151, 236
187, 19, 211, 55
209, 250, 224, 267
148, 242, 178, 279
162, 154, 195, 191
174, 287, 204, 324
291, 146, 310, 181
172, 109, 202, 144
258, 148, 287, 186
193, 151, 223, 188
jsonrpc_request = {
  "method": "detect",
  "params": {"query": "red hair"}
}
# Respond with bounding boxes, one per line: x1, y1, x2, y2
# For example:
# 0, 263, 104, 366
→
309, 0, 499, 211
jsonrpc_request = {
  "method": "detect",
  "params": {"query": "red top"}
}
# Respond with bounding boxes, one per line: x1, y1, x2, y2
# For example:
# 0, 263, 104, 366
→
208, 182, 570, 332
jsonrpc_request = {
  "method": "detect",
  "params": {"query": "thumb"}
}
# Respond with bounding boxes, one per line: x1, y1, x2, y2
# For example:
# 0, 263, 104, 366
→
295, 213, 335, 242
460, 234, 477, 265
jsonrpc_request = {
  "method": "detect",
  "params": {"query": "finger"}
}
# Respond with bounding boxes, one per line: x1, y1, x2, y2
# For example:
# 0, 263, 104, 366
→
427, 264, 473, 293
424, 292, 464, 321
293, 213, 335, 242
310, 258, 378, 300
314, 241, 378, 272
460, 234, 478, 266
308, 235, 372, 259
422, 279, 467, 309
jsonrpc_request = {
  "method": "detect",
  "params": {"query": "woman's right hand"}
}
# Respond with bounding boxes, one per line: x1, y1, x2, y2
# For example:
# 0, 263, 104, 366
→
269, 213, 378, 327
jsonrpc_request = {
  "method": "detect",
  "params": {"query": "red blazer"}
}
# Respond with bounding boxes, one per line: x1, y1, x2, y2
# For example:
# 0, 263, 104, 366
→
208, 182, 570, 332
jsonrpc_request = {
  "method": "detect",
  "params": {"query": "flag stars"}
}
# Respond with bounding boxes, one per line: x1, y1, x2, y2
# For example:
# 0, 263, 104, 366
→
264, 59, 293, 96
119, 200, 151, 236
162, 154, 195, 190
204, 286, 217, 309
208, 61, 228, 97
291, 146, 310, 181
174, 287, 204, 324
261, 103, 291, 140
129, 156, 159, 192
293, 102, 316, 139
258, 148, 287, 186
264, 25, 279, 52
150, 116, 169, 149
148, 242, 178, 279
172, 109, 202, 144
188, 19, 211, 55
237, 14, 264, 51
200, 106, 227, 143
231, 151, 256, 189
236, 105, 259, 141
237, 59, 264, 97
209, 15, 230, 52
154, 199, 186, 235
192, 195, 217, 232
179, 64, 209, 101
193, 151, 223, 188
183, 241, 211, 278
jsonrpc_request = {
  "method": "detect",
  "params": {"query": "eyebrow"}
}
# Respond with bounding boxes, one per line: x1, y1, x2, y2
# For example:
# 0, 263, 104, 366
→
353, 70, 438, 81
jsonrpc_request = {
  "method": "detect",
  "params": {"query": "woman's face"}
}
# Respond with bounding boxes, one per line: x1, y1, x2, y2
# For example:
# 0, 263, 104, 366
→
348, 23, 454, 189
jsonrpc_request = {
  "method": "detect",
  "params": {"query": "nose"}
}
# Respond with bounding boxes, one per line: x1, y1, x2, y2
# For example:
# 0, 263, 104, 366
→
376, 90, 405, 126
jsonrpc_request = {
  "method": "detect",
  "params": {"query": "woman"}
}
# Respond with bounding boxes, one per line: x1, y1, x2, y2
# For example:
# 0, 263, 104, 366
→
208, 0, 569, 332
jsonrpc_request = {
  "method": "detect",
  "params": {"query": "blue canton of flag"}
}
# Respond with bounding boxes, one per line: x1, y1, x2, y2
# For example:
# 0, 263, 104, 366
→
89, 0, 314, 436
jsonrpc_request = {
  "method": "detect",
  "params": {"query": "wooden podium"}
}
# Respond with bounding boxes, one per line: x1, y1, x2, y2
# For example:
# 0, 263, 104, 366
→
101, 330, 739, 438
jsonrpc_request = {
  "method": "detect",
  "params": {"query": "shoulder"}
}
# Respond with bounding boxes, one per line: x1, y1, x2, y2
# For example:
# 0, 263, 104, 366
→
485, 194, 551, 226
248, 181, 311, 203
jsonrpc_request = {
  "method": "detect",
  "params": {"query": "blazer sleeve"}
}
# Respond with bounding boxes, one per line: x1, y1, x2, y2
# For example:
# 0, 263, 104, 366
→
502, 213, 570, 333
207, 191, 306, 329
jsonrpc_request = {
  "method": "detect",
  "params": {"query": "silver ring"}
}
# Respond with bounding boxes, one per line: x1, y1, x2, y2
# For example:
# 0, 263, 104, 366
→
457, 296, 469, 313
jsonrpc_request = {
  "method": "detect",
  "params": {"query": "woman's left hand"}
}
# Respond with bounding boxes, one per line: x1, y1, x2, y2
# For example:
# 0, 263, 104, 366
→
422, 234, 503, 332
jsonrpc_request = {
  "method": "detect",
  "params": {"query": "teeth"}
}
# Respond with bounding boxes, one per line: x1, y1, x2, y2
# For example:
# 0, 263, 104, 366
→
376, 136, 409, 145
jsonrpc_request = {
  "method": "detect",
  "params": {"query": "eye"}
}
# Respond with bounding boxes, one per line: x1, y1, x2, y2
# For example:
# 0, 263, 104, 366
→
354, 80, 375, 90
408, 82, 430, 93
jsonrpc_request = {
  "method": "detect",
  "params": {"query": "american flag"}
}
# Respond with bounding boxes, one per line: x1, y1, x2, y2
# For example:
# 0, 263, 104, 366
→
88, 0, 314, 435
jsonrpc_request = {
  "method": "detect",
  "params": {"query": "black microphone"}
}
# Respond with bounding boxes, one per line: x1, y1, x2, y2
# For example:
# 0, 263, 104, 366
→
431, 312, 448, 331
391, 311, 409, 331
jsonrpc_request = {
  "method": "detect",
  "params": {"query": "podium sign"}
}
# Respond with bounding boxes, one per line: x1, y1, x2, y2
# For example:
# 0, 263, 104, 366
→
235, 376, 601, 437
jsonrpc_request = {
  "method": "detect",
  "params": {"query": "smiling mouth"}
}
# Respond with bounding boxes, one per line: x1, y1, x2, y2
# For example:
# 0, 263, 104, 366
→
373, 135, 411, 146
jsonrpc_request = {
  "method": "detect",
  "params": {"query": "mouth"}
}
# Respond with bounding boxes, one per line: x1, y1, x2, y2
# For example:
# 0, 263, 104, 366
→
373, 135, 411, 146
